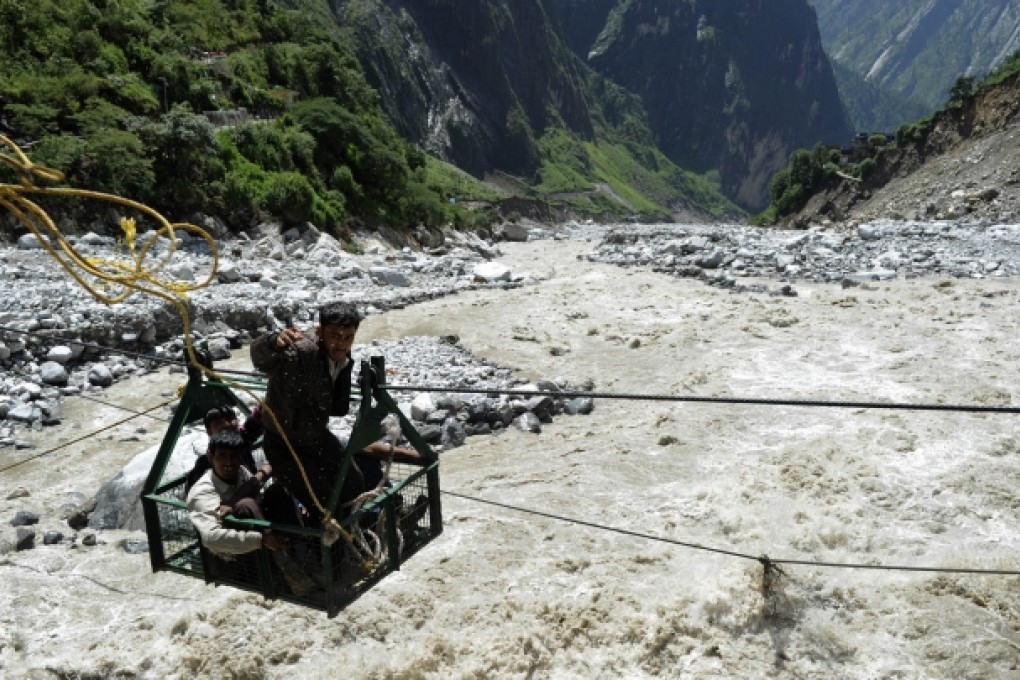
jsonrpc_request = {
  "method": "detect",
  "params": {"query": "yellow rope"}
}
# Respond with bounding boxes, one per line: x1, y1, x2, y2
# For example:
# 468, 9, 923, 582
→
0, 135, 355, 549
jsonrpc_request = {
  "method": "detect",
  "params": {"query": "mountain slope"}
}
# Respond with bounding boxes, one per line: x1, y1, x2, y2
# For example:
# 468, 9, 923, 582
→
335, 0, 593, 177
0, 0, 740, 233
828, 59, 930, 133
547, 0, 852, 211
811, 0, 1020, 129
786, 63, 1020, 226
334, 0, 739, 219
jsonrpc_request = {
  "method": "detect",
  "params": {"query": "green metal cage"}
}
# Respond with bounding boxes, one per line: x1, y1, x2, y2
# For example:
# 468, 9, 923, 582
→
140, 356, 442, 617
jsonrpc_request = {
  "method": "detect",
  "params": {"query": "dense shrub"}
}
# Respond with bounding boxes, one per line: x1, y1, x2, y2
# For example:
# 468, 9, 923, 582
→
856, 157, 876, 180
760, 143, 834, 219
262, 171, 316, 225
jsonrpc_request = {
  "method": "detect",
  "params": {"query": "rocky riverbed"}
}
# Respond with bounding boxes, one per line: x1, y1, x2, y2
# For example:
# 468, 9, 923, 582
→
2, 219, 1020, 678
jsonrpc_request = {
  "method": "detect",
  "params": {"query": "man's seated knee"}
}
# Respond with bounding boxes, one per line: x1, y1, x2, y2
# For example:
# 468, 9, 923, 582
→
230, 497, 263, 520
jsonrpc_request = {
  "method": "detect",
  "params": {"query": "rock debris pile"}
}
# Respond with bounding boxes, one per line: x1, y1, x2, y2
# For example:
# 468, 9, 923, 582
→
0, 222, 589, 457
587, 219, 1020, 293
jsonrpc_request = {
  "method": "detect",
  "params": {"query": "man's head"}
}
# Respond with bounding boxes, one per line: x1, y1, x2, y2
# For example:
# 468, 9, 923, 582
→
203, 405, 239, 435
206, 429, 248, 483
316, 301, 362, 363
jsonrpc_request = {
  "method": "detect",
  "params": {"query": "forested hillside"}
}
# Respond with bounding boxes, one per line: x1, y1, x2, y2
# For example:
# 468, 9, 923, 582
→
0, 0, 743, 240
0, 0, 492, 238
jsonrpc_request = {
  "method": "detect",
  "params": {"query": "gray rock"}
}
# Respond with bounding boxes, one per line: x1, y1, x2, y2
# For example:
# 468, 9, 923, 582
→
464, 422, 492, 435
435, 394, 461, 412
43, 531, 64, 545
87, 364, 114, 387
205, 337, 232, 361
120, 537, 149, 554
66, 496, 97, 530
696, 250, 726, 269
39, 361, 68, 386
10, 510, 39, 526
500, 223, 530, 242
370, 267, 411, 287
563, 397, 595, 415
525, 395, 555, 422
217, 261, 241, 283
472, 261, 511, 282
167, 262, 195, 282
7, 404, 37, 423
17, 234, 48, 250
80, 232, 115, 246
15, 527, 35, 551
417, 424, 442, 443
89, 432, 201, 531
46, 346, 74, 364
513, 412, 542, 433
410, 393, 436, 422
440, 417, 466, 448
536, 379, 562, 392
858, 225, 883, 240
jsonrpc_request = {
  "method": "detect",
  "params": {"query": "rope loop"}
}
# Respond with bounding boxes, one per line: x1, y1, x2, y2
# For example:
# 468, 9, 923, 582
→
0, 135, 348, 549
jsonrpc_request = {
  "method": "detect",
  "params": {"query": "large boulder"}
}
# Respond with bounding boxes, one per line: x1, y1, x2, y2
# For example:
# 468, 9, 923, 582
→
88, 430, 206, 531
472, 261, 512, 282
39, 361, 68, 386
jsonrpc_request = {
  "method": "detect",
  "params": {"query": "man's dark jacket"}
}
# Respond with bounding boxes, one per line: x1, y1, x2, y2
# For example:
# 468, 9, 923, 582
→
250, 332, 353, 447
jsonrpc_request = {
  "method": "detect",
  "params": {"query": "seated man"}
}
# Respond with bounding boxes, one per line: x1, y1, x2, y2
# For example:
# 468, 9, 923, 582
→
250, 300, 423, 525
186, 429, 315, 595
184, 404, 263, 494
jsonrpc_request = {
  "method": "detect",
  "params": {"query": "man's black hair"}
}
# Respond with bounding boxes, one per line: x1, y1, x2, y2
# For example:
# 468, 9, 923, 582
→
318, 300, 363, 328
207, 428, 247, 456
203, 405, 237, 432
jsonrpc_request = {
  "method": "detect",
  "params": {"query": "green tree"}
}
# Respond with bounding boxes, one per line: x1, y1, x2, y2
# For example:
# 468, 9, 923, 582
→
71, 128, 155, 199
290, 97, 411, 214
947, 75, 975, 106
128, 110, 223, 211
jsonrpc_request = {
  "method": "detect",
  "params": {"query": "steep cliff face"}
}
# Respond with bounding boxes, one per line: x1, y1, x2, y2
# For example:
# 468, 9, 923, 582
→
336, 0, 849, 213
811, 0, 1020, 118
548, 0, 851, 210
335, 0, 595, 177
540, 0, 619, 58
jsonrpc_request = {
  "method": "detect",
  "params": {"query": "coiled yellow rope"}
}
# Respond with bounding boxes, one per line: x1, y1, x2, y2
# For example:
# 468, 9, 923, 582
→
0, 135, 357, 551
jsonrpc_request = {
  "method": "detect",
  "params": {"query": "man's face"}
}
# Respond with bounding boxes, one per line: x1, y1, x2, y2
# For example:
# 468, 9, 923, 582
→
317, 323, 358, 363
208, 447, 243, 483
206, 411, 238, 435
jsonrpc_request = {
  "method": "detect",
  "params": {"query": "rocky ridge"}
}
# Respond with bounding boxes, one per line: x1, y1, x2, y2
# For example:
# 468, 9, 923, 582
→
790, 71, 1020, 228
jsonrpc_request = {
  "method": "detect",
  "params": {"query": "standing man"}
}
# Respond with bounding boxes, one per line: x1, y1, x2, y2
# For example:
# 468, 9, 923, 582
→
251, 301, 421, 525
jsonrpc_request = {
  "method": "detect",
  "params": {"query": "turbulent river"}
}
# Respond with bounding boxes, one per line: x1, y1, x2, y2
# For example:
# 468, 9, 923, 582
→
3, 232, 1020, 678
